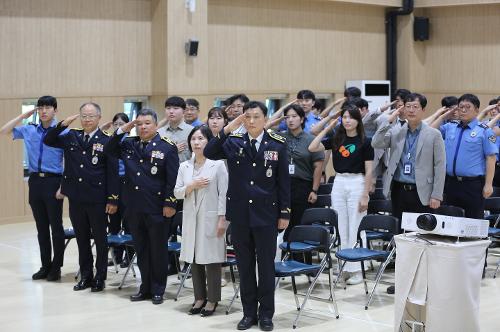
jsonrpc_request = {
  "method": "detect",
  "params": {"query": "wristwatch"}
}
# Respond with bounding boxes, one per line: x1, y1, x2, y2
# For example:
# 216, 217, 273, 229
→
311, 189, 318, 194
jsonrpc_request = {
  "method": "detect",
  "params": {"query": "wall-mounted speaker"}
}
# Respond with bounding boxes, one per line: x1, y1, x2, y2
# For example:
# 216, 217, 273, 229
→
414, 17, 429, 41
185, 39, 199, 56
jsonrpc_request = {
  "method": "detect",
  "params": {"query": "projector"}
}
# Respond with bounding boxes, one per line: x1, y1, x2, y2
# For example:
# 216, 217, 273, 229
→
401, 212, 489, 238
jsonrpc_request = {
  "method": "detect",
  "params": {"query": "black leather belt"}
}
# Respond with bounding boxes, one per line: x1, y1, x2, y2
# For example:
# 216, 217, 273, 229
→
30, 172, 62, 178
393, 181, 417, 191
447, 175, 484, 182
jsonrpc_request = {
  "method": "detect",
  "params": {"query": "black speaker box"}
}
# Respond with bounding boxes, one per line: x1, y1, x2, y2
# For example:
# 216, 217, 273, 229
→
414, 17, 429, 41
185, 40, 199, 56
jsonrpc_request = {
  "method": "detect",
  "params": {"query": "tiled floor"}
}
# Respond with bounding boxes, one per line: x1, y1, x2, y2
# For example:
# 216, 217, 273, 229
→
1, 219, 499, 331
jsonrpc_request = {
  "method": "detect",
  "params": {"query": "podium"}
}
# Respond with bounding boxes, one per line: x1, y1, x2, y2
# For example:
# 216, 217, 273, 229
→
394, 233, 490, 332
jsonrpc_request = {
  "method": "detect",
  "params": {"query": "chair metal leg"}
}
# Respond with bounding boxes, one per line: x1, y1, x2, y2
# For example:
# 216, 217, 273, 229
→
226, 283, 241, 314
494, 259, 500, 278
109, 247, 119, 274
291, 276, 300, 310
365, 247, 396, 310
229, 265, 238, 295
333, 260, 347, 290
174, 262, 192, 301
361, 261, 368, 295
118, 253, 137, 290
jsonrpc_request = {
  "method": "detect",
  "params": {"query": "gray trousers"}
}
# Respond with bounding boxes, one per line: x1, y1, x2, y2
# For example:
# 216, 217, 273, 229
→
191, 262, 222, 302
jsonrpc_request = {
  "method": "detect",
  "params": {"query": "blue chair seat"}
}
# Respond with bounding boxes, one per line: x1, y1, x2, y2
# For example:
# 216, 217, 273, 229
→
335, 248, 389, 262
64, 228, 75, 239
279, 241, 319, 252
222, 256, 237, 267
168, 242, 181, 253
107, 234, 133, 246
274, 260, 321, 277
489, 227, 500, 237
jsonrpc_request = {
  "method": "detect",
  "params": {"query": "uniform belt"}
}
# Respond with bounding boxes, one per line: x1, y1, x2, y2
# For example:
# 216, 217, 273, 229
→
393, 181, 417, 191
447, 175, 484, 182
30, 172, 62, 178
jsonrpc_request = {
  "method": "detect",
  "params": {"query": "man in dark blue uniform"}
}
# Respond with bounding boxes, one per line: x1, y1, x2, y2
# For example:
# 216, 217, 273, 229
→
0, 96, 65, 281
205, 101, 290, 331
44, 102, 119, 292
431, 93, 498, 218
104, 108, 179, 305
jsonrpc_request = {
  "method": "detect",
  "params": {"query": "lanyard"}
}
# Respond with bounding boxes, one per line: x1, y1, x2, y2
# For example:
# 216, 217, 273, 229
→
405, 132, 418, 160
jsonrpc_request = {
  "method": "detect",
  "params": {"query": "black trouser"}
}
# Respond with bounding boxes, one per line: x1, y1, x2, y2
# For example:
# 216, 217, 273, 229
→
127, 211, 170, 296
69, 200, 108, 280
494, 163, 500, 187
284, 177, 313, 264
232, 223, 277, 320
28, 174, 65, 269
107, 179, 134, 262
391, 181, 430, 223
444, 176, 485, 219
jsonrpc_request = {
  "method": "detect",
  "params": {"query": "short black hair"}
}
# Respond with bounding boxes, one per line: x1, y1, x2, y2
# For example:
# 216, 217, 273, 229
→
394, 88, 411, 101
441, 96, 458, 108
344, 87, 361, 99
225, 94, 249, 106
283, 104, 306, 129
313, 99, 325, 112
112, 112, 129, 123
136, 108, 158, 123
207, 107, 228, 125
186, 98, 199, 109
296, 89, 316, 101
187, 125, 213, 153
165, 96, 186, 109
488, 98, 499, 106
458, 93, 480, 109
405, 93, 427, 108
37, 96, 57, 109
350, 97, 369, 109
243, 101, 268, 117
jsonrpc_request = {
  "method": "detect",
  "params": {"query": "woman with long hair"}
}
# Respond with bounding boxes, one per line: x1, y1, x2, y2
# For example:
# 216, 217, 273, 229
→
309, 102, 374, 285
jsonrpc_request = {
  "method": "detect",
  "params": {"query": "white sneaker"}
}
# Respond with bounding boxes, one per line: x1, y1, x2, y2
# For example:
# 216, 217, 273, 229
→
346, 272, 363, 285
221, 278, 228, 287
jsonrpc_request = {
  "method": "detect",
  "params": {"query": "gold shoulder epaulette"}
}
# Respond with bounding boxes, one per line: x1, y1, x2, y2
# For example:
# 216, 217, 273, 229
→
124, 135, 139, 140
101, 130, 111, 137
229, 133, 243, 138
161, 136, 175, 145
71, 127, 83, 131
269, 132, 286, 143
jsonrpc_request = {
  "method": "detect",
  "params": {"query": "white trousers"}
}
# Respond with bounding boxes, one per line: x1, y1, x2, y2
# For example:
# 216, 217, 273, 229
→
332, 173, 366, 273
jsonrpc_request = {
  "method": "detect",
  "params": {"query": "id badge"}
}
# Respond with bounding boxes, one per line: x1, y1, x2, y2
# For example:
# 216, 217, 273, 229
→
403, 163, 412, 175
289, 164, 295, 175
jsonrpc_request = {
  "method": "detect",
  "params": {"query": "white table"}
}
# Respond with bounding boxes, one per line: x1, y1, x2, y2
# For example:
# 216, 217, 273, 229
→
394, 232, 490, 332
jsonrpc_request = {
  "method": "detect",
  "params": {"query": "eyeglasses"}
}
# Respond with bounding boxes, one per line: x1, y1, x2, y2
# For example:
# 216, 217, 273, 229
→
457, 104, 474, 112
405, 104, 421, 110
80, 115, 99, 120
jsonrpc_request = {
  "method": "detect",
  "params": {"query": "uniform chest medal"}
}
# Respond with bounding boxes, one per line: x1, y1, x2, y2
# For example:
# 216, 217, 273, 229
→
266, 168, 273, 177
264, 151, 278, 161
92, 156, 99, 165
151, 166, 158, 175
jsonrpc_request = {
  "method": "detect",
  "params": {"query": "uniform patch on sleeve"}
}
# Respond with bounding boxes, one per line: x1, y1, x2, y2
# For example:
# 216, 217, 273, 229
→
269, 132, 286, 143
479, 123, 489, 129
489, 135, 497, 143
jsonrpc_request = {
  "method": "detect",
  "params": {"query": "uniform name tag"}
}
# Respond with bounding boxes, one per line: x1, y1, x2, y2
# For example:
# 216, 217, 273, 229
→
264, 151, 278, 161
288, 164, 295, 175
403, 163, 412, 175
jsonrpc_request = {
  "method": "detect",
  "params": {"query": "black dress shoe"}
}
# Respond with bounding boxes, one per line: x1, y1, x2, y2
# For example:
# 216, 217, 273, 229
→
73, 279, 92, 291
46, 268, 61, 281
387, 285, 395, 294
152, 294, 164, 305
188, 300, 207, 315
200, 302, 218, 317
259, 318, 274, 331
130, 292, 151, 302
237, 316, 258, 330
32, 267, 50, 280
91, 279, 105, 292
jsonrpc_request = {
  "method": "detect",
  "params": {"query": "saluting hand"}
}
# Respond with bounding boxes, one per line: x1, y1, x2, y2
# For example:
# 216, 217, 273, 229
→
388, 106, 404, 124
119, 119, 138, 133
224, 113, 246, 135
61, 114, 80, 127
163, 206, 176, 218
106, 204, 118, 215
380, 100, 397, 113
22, 108, 37, 120
277, 218, 289, 230
100, 121, 113, 132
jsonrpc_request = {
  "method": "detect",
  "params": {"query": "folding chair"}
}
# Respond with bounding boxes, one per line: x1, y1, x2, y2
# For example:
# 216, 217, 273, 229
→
327, 176, 335, 183
334, 214, 399, 310
107, 233, 135, 275
314, 195, 331, 208
224, 224, 243, 314
491, 186, 500, 197
367, 200, 392, 215
275, 225, 339, 329
369, 188, 386, 201
484, 198, 500, 278
434, 205, 465, 217
375, 177, 383, 189
317, 183, 333, 195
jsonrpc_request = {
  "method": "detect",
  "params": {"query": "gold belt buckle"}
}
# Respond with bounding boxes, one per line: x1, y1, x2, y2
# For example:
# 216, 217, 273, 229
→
39, 173, 46, 177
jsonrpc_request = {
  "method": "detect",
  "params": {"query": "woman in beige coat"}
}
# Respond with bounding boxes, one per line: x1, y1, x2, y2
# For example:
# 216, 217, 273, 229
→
174, 125, 228, 316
